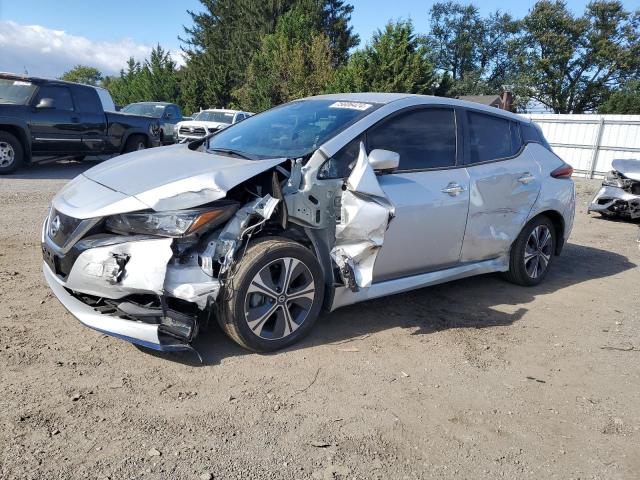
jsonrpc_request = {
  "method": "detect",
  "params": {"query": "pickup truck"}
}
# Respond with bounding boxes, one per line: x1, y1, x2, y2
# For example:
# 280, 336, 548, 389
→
0, 73, 161, 174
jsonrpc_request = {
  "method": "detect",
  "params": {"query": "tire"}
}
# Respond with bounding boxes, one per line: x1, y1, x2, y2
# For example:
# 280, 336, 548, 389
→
123, 135, 146, 153
503, 215, 556, 286
0, 131, 24, 174
216, 237, 325, 352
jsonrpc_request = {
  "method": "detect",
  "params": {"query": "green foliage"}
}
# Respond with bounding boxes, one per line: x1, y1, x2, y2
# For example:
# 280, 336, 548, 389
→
235, 8, 335, 111
180, 0, 359, 110
426, 1, 520, 96
330, 20, 436, 95
104, 46, 180, 108
60, 65, 103, 86
599, 80, 640, 114
514, 0, 640, 113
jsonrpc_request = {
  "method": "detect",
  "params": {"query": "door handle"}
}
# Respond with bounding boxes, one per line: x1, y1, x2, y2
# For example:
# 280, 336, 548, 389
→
71, 116, 80, 123
441, 182, 466, 196
518, 173, 535, 184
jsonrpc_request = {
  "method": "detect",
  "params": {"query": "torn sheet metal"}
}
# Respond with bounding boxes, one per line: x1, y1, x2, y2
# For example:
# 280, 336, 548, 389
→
164, 263, 221, 309
79, 145, 288, 211
330, 143, 395, 289
64, 237, 174, 298
198, 194, 280, 275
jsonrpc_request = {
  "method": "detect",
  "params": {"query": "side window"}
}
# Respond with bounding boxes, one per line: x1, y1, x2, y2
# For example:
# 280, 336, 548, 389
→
34, 86, 74, 111
367, 108, 457, 171
72, 87, 101, 113
466, 111, 513, 163
318, 136, 363, 179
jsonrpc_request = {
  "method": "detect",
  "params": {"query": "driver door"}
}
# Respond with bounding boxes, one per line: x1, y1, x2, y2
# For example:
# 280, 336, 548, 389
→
30, 85, 83, 155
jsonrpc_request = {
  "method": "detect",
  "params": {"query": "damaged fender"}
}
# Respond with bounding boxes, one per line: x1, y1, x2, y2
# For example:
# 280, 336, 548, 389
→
330, 143, 395, 289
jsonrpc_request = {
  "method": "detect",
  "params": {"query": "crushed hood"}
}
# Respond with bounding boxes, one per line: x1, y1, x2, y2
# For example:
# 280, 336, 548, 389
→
612, 159, 640, 182
57, 145, 287, 216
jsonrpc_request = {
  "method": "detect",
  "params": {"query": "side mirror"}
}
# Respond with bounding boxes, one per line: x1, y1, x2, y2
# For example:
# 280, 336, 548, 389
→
369, 149, 399, 172
36, 98, 55, 109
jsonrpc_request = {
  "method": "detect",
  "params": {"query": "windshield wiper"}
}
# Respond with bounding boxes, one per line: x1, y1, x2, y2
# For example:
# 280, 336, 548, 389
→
208, 148, 253, 160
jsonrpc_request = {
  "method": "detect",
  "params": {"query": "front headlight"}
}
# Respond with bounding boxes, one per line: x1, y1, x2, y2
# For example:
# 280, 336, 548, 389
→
106, 203, 238, 237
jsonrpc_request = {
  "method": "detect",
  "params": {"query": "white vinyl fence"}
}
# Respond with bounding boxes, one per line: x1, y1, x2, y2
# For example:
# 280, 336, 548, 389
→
522, 114, 640, 178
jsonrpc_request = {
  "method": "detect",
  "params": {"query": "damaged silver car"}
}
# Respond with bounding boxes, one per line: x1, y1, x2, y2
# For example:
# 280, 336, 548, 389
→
588, 159, 640, 219
42, 93, 576, 353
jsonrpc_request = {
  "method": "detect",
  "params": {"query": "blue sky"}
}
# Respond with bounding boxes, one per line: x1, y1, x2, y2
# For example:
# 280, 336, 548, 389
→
1, 0, 639, 77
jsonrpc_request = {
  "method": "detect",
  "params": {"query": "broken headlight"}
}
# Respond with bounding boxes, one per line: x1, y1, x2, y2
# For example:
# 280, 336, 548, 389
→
106, 203, 238, 237
603, 170, 633, 189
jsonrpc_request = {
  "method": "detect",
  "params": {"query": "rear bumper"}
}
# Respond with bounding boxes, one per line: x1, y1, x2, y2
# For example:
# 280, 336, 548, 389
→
43, 262, 191, 351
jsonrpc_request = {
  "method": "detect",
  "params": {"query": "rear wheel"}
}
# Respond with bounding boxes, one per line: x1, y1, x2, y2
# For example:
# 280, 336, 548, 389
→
0, 131, 24, 174
504, 215, 556, 286
216, 237, 324, 352
123, 135, 146, 153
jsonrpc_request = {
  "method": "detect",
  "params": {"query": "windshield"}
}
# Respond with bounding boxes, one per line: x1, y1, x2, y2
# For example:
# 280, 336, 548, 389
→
195, 110, 234, 124
207, 99, 379, 159
122, 103, 164, 118
0, 79, 37, 105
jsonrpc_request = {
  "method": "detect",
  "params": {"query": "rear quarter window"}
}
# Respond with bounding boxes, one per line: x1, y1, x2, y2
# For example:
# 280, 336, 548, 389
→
73, 87, 102, 114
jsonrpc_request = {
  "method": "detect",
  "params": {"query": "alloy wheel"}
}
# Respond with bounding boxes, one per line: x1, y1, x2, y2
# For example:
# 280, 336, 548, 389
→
0, 141, 15, 168
523, 225, 553, 279
244, 257, 315, 340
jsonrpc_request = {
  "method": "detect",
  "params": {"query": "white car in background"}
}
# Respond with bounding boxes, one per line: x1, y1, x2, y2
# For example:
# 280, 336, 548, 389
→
175, 109, 253, 142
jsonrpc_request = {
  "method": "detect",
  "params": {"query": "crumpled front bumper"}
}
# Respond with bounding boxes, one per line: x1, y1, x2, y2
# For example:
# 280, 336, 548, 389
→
43, 262, 189, 351
42, 228, 221, 351
588, 185, 640, 218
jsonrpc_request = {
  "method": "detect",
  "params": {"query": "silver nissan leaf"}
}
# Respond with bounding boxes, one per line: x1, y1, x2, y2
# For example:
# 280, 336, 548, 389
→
42, 93, 575, 353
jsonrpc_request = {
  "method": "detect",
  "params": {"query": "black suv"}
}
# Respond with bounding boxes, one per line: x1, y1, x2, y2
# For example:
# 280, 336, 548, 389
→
0, 73, 161, 174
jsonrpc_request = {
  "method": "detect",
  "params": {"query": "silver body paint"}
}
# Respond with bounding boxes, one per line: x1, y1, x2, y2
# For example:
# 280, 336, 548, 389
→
42, 93, 575, 351
588, 159, 640, 218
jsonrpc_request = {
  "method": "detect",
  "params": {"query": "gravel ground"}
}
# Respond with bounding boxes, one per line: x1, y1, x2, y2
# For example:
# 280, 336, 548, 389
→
0, 162, 639, 480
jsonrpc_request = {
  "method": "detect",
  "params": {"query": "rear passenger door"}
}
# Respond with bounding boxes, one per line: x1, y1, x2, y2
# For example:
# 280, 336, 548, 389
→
367, 107, 471, 282
460, 110, 541, 262
71, 86, 107, 154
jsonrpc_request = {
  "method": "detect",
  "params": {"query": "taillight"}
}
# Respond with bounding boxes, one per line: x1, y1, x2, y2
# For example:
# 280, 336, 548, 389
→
550, 163, 573, 178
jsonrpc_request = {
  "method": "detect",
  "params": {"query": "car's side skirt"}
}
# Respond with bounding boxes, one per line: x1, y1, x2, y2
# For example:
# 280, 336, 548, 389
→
329, 256, 509, 311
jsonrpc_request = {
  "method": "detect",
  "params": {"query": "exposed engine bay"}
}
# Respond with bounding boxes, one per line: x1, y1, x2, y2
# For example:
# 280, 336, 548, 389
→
588, 159, 640, 219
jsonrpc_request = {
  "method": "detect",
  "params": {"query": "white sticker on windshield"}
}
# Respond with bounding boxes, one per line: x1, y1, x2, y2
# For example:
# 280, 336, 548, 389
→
329, 101, 373, 111
13, 81, 32, 86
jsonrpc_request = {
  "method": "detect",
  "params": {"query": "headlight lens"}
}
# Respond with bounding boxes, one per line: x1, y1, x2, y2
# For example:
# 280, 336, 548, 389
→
106, 204, 238, 237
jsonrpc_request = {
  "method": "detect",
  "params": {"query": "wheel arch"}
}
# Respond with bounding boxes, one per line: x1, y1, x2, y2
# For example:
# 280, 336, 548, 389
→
528, 209, 565, 255
0, 124, 31, 162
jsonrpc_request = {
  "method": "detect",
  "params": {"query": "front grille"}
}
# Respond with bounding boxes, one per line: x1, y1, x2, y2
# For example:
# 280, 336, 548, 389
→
179, 126, 206, 136
47, 209, 83, 249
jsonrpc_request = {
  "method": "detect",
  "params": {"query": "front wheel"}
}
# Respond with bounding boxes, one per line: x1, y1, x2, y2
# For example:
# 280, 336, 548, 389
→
0, 131, 24, 174
504, 215, 556, 286
216, 237, 325, 352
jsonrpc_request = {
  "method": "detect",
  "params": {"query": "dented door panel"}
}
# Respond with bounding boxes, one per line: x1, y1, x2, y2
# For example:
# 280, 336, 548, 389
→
372, 168, 471, 282
460, 147, 542, 262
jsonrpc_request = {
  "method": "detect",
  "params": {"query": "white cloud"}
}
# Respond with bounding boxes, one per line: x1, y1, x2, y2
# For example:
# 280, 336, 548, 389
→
0, 21, 184, 78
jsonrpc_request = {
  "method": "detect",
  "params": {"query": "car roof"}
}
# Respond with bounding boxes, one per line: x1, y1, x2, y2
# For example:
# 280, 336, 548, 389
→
200, 108, 242, 113
127, 102, 173, 106
303, 92, 528, 123
0, 71, 95, 89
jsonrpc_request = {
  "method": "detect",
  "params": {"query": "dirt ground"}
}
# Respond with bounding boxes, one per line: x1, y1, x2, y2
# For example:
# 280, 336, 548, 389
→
0, 162, 638, 480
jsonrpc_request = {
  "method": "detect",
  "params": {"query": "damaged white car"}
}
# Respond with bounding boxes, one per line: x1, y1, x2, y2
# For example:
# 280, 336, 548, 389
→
588, 159, 640, 219
42, 93, 575, 353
